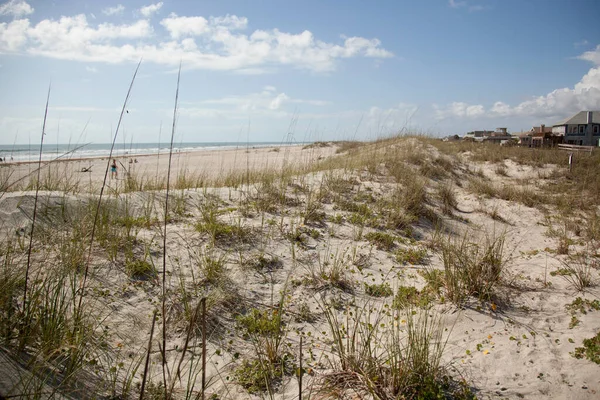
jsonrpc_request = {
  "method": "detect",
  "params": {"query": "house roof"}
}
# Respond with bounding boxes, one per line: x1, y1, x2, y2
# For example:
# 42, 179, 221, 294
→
553, 111, 600, 126
531, 125, 553, 133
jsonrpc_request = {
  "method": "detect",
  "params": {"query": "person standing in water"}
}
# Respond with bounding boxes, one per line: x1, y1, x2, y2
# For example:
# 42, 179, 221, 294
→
110, 159, 118, 179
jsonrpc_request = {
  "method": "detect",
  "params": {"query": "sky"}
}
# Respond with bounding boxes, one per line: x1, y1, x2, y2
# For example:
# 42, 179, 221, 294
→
1, 0, 600, 145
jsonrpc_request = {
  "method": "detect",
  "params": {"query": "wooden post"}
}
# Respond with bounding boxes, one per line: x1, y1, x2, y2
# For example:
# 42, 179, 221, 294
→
298, 335, 303, 400
201, 297, 207, 400
568, 153, 574, 172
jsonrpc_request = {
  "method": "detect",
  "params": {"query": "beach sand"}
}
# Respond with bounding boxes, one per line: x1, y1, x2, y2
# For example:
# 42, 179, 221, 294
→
1, 138, 599, 399
2, 144, 337, 191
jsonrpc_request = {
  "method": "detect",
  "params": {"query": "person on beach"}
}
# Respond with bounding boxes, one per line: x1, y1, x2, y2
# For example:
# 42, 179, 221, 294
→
110, 159, 118, 179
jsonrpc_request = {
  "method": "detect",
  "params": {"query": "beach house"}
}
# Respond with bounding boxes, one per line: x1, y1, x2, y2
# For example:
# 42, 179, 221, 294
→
552, 111, 600, 146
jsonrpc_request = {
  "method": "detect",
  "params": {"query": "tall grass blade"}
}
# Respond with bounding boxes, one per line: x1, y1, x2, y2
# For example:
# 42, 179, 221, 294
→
77, 59, 142, 316
22, 83, 51, 327
162, 61, 182, 397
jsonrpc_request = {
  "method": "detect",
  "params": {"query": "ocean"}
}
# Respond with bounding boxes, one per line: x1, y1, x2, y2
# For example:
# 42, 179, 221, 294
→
0, 141, 296, 162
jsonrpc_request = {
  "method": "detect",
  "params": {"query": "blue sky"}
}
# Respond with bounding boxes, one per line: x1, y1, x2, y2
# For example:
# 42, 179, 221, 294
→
1, 0, 599, 144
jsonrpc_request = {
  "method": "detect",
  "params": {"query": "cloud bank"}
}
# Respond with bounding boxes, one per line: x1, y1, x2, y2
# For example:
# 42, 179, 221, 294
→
0, 1, 393, 73
434, 45, 600, 121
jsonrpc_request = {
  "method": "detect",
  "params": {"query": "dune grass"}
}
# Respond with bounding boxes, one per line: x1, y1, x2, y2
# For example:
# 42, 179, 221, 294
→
5, 128, 600, 398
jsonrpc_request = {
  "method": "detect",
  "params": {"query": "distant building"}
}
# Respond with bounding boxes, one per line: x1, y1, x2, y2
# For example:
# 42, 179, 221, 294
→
515, 124, 563, 147
465, 127, 513, 144
442, 134, 461, 142
465, 130, 494, 140
552, 111, 600, 146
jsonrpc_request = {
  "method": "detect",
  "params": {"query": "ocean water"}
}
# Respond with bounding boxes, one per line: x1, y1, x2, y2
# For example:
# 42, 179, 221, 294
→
0, 142, 294, 162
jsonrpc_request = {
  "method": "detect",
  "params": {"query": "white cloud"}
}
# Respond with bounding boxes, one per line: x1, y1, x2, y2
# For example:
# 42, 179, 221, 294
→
102, 4, 125, 16
433, 102, 484, 119
160, 14, 249, 39
435, 45, 600, 121
0, 0, 33, 17
140, 2, 163, 18
160, 14, 209, 38
210, 15, 248, 30
1, 15, 152, 61
579, 44, 600, 65
0, 11, 392, 73
448, 0, 466, 8
180, 88, 331, 119
0, 18, 29, 51
449, 0, 485, 12
85, 65, 98, 73
268, 93, 289, 110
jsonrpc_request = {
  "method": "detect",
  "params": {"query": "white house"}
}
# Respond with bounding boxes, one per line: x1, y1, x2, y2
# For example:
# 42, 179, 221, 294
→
552, 111, 600, 146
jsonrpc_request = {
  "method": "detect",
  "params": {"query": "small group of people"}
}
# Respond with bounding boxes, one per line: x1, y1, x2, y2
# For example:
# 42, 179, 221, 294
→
0, 156, 14, 162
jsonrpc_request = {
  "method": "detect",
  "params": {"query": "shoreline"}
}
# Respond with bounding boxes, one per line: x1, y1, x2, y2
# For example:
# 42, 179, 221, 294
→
0, 143, 305, 167
1, 143, 338, 190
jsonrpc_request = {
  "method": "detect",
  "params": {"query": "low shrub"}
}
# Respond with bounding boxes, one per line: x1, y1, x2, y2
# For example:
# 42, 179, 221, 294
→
393, 286, 433, 309
364, 231, 396, 251
125, 258, 156, 279
395, 247, 427, 265
571, 332, 600, 364
364, 282, 393, 297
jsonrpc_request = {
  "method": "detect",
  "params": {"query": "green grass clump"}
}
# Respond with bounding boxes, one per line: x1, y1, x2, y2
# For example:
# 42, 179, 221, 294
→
197, 250, 227, 285
364, 282, 393, 297
335, 198, 373, 217
319, 301, 475, 399
238, 308, 282, 337
348, 212, 369, 227
243, 253, 282, 272
125, 258, 156, 279
196, 219, 252, 245
393, 286, 432, 309
234, 356, 295, 394
364, 231, 396, 251
395, 247, 427, 265
550, 268, 572, 276
236, 305, 295, 393
571, 332, 600, 364
439, 232, 507, 304
436, 183, 457, 215
555, 253, 597, 291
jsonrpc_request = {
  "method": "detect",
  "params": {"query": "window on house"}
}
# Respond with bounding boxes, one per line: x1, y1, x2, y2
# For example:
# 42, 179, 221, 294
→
594, 125, 599, 134
579, 125, 585, 134
571, 126, 578, 134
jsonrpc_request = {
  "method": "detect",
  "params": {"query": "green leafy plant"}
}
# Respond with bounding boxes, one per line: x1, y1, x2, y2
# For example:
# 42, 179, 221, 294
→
364, 231, 396, 251
364, 282, 393, 297
395, 247, 427, 265
571, 332, 600, 364
393, 286, 432, 309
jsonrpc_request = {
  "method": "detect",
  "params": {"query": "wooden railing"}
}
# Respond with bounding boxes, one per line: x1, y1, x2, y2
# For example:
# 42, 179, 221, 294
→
557, 144, 594, 154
